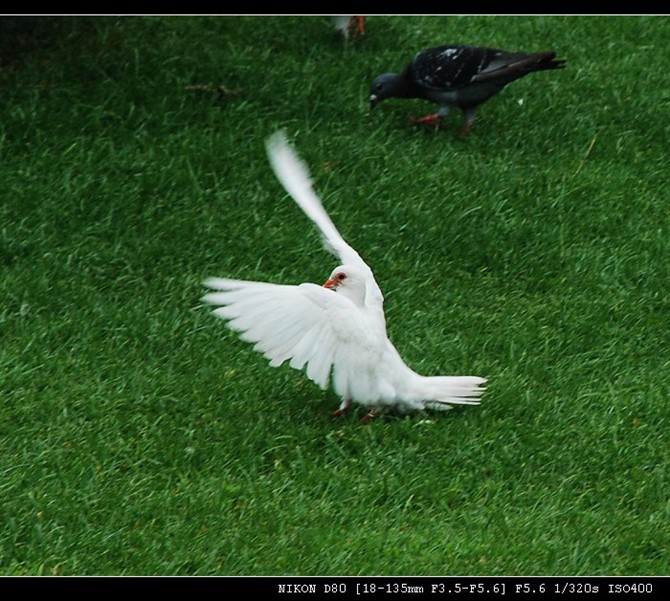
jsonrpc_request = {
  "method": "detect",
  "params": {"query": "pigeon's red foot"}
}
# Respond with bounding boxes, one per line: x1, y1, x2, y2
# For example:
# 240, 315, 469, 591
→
410, 114, 442, 128
457, 123, 473, 139
349, 16, 366, 40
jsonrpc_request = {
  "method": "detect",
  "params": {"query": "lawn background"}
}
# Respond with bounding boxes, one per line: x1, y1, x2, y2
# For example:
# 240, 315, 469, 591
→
1, 15, 668, 575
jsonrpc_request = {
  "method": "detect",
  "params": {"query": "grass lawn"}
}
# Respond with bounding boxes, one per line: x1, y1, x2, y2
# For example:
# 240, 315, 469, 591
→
1, 15, 668, 575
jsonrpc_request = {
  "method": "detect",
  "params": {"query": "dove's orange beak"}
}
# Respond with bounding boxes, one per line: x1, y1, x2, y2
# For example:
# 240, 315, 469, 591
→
323, 278, 337, 289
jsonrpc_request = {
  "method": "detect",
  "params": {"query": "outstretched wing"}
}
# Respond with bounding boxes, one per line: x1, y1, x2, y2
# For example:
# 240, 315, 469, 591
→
202, 277, 378, 391
265, 130, 384, 309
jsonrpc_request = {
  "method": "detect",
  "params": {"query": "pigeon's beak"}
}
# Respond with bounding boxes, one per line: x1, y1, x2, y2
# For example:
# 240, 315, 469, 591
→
370, 94, 379, 109
323, 278, 337, 289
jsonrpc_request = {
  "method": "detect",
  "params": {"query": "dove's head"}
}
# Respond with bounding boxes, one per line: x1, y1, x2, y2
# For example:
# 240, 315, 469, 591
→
369, 73, 401, 109
323, 265, 366, 306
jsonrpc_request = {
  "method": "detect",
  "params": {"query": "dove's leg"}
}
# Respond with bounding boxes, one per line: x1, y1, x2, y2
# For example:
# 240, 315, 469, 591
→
360, 407, 382, 424
457, 108, 476, 138
349, 16, 366, 40
332, 398, 352, 418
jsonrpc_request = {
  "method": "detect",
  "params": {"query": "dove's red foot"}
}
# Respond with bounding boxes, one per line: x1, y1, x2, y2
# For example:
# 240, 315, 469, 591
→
410, 114, 442, 128
349, 16, 366, 40
360, 411, 376, 424
332, 401, 352, 418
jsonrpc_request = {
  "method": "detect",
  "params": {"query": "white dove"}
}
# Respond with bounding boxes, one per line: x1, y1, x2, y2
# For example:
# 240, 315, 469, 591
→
202, 131, 486, 421
332, 15, 365, 41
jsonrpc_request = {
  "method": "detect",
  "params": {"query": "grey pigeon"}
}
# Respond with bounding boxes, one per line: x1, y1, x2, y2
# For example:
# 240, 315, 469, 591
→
370, 44, 566, 137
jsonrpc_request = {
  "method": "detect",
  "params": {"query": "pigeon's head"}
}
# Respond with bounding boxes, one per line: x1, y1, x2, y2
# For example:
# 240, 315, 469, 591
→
369, 73, 401, 109
323, 265, 366, 305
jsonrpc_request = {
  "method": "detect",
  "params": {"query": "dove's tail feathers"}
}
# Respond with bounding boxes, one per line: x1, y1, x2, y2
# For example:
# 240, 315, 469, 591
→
419, 375, 487, 409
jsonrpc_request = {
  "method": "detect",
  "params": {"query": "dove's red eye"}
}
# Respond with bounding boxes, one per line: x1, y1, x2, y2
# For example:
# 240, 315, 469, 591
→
337, 273, 347, 281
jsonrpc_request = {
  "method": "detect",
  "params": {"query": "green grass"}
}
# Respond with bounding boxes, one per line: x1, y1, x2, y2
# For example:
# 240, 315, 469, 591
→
1, 15, 668, 575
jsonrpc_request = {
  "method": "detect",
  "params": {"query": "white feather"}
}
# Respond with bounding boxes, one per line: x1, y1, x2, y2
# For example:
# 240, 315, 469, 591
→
332, 15, 352, 38
265, 131, 384, 312
203, 132, 487, 416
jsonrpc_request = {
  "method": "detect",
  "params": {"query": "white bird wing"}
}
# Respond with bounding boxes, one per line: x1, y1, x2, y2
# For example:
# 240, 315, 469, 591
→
202, 277, 380, 392
265, 131, 384, 309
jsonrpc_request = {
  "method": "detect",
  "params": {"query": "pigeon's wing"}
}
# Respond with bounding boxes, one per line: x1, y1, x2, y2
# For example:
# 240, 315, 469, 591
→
203, 277, 378, 390
265, 131, 384, 308
411, 46, 502, 91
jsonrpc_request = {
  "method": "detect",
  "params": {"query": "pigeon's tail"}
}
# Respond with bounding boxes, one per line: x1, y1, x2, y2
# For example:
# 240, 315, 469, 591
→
526, 51, 566, 72
472, 50, 565, 86
418, 375, 487, 410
